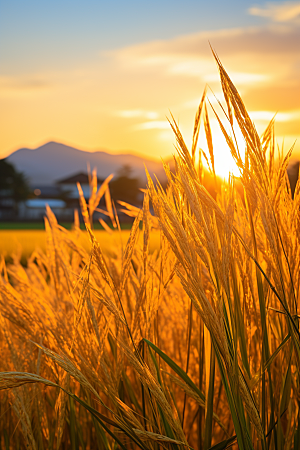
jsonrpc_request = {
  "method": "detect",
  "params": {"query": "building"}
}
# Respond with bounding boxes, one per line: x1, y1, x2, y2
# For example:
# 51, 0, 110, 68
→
56, 172, 105, 200
19, 198, 67, 220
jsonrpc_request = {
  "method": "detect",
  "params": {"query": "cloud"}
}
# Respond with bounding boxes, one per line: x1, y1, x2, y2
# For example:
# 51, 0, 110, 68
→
117, 109, 159, 119
109, 23, 299, 60
183, 91, 224, 109
108, 23, 299, 87
134, 120, 170, 130
249, 2, 300, 22
0, 75, 52, 96
249, 109, 300, 121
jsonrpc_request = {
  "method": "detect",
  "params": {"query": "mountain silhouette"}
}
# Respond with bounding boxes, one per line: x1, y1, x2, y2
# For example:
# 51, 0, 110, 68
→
7, 142, 169, 185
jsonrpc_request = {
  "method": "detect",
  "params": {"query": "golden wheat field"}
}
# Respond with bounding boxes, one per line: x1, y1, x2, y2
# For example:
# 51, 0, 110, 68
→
1, 56, 300, 450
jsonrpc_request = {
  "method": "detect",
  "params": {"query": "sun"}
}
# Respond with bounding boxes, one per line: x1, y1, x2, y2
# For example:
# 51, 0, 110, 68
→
209, 135, 242, 179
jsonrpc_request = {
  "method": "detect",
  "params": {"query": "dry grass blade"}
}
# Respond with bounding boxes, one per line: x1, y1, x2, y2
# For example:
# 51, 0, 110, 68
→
31, 343, 104, 403
204, 102, 215, 176
77, 182, 92, 228
132, 428, 189, 446
105, 185, 117, 228
55, 372, 70, 450
99, 218, 113, 234
0, 372, 59, 390
192, 86, 207, 161
89, 173, 114, 220
121, 211, 142, 291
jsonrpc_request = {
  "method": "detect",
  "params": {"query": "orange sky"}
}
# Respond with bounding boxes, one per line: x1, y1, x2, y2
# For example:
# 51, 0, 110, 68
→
1, 1, 299, 177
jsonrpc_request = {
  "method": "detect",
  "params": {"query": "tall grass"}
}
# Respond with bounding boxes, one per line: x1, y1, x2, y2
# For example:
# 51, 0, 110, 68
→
1, 54, 299, 450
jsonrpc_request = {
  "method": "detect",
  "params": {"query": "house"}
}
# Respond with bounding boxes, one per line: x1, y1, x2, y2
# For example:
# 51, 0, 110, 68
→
16, 172, 107, 221
56, 172, 105, 199
30, 185, 62, 199
19, 198, 67, 220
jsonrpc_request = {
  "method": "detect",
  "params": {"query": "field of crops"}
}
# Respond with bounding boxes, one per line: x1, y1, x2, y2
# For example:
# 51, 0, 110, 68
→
1, 57, 300, 450
0, 229, 161, 262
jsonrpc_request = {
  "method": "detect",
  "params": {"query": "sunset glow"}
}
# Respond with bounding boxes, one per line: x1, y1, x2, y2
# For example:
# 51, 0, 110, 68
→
1, 0, 299, 177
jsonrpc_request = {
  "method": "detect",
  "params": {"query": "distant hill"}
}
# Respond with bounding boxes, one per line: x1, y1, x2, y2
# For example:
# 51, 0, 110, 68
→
7, 142, 169, 185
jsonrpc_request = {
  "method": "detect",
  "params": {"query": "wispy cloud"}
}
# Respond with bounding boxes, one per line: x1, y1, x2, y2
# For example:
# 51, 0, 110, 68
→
183, 91, 224, 109
0, 75, 52, 96
134, 120, 170, 130
108, 24, 299, 87
249, 109, 300, 121
117, 109, 159, 119
249, 1, 300, 22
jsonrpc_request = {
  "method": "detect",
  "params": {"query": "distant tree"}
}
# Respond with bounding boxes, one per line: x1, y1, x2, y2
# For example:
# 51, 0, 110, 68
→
0, 159, 30, 214
110, 165, 141, 205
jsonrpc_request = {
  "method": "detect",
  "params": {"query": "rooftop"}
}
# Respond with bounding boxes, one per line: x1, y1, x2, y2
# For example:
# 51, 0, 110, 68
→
56, 172, 104, 185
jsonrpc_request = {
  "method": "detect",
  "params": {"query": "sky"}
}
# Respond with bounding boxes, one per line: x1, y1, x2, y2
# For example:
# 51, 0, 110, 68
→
1, 0, 299, 176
